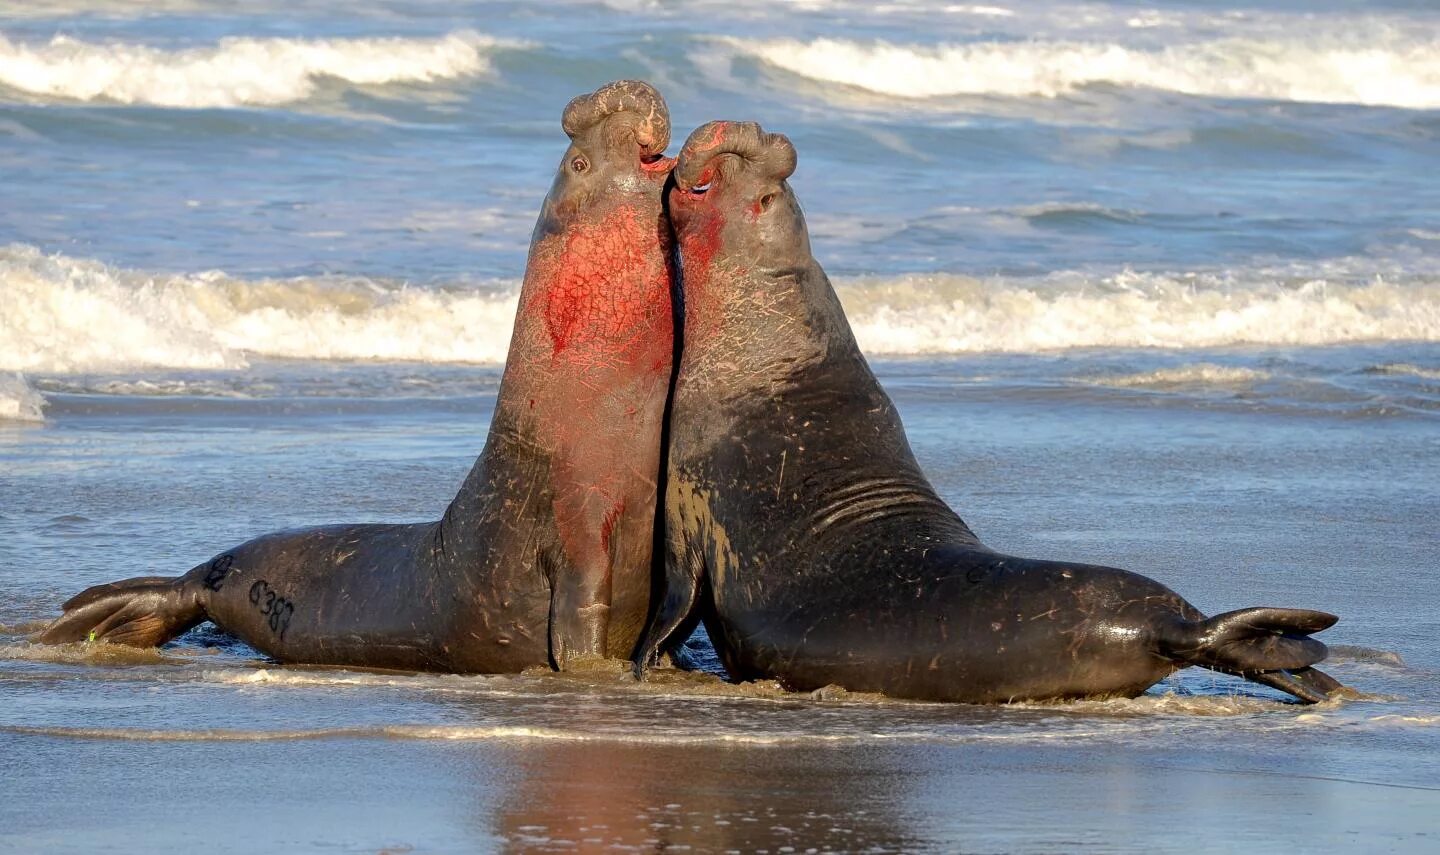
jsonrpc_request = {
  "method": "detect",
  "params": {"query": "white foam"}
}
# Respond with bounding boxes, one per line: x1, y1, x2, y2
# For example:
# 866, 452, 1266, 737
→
0, 29, 514, 108
1368, 363, 1440, 381
0, 244, 520, 372
1088, 363, 1270, 389
5, 245, 1438, 374
725, 31, 1440, 108
837, 270, 1440, 355
945, 5, 1015, 17
0, 372, 45, 421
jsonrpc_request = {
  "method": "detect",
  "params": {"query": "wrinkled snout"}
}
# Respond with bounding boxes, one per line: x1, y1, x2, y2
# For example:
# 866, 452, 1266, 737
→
673, 120, 796, 193
562, 79, 674, 171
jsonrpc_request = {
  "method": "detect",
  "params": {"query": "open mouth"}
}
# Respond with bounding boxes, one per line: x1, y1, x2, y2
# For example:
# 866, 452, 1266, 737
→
640, 152, 675, 174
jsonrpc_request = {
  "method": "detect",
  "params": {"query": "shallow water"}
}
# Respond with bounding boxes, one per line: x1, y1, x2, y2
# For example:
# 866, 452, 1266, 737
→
2, 362, 1437, 851
3, 0, 1439, 850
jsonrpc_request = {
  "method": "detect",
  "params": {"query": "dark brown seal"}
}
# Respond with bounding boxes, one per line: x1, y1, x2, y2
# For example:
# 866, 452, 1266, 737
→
635, 120, 1344, 704
42, 81, 678, 672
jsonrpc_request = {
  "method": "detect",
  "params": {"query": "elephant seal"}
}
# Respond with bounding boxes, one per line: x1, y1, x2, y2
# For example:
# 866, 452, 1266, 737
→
635, 120, 1344, 704
42, 80, 677, 672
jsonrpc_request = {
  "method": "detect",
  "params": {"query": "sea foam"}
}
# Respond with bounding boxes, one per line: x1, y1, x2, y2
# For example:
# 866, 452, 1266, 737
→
837, 270, 1440, 355
0, 29, 512, 107
3, 245, 1438, 375
0, 244, 520, 372
725, 31, 1440, 108
0, 372, 45, 422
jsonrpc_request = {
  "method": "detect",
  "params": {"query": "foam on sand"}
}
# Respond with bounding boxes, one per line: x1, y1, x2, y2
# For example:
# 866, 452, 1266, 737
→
0, 29, 515, 108
725, 31, 1440, 108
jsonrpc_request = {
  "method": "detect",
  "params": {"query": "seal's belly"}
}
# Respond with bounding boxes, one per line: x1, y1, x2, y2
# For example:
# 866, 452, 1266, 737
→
712, 552, 1182, 703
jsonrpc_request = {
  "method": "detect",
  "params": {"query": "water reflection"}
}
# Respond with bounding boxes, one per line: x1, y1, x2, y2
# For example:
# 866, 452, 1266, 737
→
485, 741, 919, 852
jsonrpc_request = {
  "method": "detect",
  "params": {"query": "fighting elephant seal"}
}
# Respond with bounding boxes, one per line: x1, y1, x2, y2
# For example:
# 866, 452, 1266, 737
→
635, 120, 1344, 704
42, 80, 678, 671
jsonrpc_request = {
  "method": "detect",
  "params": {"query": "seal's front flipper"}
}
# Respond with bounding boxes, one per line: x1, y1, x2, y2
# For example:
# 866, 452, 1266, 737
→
39, 576, 204, 647
632, 543, 704, 679
548, 594, 610, 671
543, 542, 613, 671
1160, 606, 1346, 704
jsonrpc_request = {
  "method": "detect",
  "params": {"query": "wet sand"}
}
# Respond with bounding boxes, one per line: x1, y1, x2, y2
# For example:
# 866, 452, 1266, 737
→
4, 725, 1438, 853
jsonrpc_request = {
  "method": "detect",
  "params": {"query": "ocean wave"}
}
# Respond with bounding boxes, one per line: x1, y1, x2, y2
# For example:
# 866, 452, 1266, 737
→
723, 32, 1440, 108
1327, 645, 1408, 669
0, 29, 515, 108
1085, 363, 1270, 389
838, 270, 1440, 355
1009, 202, 1144, 225
0, 244, 520, 372
1364, 362, 1440, 381
4, 245, 1439, 375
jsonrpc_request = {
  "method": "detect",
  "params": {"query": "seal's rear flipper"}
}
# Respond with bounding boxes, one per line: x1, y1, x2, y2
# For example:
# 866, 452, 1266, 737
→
1238, 666, 1345, 704
39, 576, 204, 647
1160, 607, 1346, 704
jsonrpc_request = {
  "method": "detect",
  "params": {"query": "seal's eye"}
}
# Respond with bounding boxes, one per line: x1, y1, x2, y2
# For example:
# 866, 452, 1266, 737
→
759, 192, 777, 211
571, 156, 589, 174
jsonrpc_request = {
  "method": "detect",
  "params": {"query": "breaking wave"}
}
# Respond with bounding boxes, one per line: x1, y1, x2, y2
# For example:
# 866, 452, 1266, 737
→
0, 244, 520, 372
4, 245, 1438, 376
1083, 363, 1270, 389
725, 32, 1440, 108
836, 270, 1440, 355
1365, 363, 1440, 381
0, 29, 516, 108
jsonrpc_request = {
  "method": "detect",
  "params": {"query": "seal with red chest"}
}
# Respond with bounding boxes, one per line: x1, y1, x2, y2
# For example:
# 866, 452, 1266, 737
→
42, 81, 677, 672
635, 120, 1346, 704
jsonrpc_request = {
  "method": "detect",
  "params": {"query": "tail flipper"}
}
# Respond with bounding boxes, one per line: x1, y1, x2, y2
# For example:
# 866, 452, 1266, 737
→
39, 576, 204, 648
1160, 607, 1345, 704
1244, 666, 1346, 704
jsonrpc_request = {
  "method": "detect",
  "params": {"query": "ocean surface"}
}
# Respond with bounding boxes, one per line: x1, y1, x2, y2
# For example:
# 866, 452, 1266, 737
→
2, 0, 1438, 851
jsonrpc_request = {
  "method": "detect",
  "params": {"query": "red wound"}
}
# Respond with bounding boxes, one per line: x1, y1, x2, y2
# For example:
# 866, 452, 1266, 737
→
530, 205, 673, 360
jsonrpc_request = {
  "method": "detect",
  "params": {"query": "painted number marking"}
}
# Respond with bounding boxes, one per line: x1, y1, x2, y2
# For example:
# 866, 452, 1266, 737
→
202, 554, 235, 592
247, 580, 295, 640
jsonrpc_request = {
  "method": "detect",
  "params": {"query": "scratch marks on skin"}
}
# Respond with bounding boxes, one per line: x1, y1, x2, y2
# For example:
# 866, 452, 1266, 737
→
741, 286, 806, 346
486, 150, 674, 660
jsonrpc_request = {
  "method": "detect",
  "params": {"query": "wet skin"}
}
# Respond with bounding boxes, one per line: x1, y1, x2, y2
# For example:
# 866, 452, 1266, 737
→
636, 121, 1342, 703
43, 81, 678, 672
